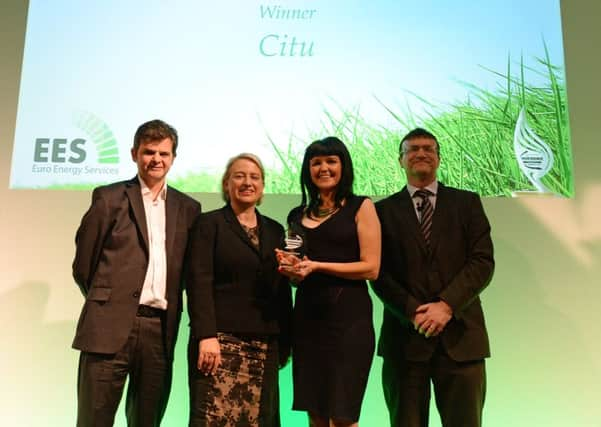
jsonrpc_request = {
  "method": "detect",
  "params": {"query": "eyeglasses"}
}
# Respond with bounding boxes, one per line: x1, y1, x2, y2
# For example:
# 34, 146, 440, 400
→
401, 144, 438, 155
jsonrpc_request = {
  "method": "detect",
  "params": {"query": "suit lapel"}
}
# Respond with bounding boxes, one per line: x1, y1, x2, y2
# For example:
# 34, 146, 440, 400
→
398, 187, 428, 254
165, 187, 180, 260
428, 183, 447, 254
125, 177, 149, 253
223, 205, 261, 256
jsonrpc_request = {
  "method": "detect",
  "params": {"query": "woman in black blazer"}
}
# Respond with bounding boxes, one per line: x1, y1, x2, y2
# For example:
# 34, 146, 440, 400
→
186, 153, 292, 426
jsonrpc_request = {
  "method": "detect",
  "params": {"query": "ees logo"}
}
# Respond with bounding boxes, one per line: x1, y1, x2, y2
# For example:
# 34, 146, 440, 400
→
32, 111, 119, 167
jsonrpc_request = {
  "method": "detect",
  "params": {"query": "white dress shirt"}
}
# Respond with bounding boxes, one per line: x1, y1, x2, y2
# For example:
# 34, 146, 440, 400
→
138, 177, 168, 310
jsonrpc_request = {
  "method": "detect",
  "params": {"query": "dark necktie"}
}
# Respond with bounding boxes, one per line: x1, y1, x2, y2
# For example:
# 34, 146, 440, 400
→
414, 189, 433, 245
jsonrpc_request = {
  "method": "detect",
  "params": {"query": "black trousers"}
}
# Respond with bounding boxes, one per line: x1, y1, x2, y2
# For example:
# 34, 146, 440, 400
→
77, 316, 172, 427
382, 346, 486, 427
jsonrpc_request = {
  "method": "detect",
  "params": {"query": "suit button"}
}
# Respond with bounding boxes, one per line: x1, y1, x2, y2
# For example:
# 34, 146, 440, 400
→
133, 291, 140, 298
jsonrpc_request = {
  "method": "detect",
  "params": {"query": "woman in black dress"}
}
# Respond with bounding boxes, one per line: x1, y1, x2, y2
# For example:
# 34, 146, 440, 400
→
186, 153, 292, 426
276, 137, 381, 427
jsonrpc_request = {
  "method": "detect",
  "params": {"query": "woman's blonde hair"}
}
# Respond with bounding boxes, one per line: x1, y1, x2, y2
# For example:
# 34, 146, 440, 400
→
221, 152, 265, 204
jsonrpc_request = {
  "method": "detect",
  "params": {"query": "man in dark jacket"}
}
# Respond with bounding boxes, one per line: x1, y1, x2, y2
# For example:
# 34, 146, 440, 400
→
72, 119, 201, 426
372, 128, 494, 427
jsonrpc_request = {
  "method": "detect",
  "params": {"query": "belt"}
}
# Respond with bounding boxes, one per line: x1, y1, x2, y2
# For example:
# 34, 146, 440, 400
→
137, 305, 165, 318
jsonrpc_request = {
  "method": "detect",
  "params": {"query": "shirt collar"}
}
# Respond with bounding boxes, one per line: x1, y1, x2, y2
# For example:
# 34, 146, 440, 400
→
138, 175, 167, 201
407, 180, 438, 197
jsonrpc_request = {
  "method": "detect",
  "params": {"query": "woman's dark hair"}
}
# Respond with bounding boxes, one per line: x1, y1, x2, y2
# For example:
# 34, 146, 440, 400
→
298, 136, 354, 218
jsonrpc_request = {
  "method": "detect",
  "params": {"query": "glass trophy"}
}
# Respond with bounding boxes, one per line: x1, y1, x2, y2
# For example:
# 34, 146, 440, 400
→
280, 226, 305, 267
512, 107, 554, 196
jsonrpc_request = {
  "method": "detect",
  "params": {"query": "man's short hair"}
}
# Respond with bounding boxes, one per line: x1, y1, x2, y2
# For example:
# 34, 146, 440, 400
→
133, 119, 179, 156
399, 127, 440, 157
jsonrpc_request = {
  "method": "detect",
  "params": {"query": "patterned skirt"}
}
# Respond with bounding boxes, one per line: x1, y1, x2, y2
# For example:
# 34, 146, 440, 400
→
188, 332, 280, 427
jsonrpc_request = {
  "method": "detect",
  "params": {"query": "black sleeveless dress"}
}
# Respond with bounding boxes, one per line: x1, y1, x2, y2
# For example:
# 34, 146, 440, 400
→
290, 195, 375, 422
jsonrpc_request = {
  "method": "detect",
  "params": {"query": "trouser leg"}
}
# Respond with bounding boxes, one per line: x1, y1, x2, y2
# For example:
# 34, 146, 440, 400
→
432, 351, 485, 427
381, 356, 431, 427
125, 316, 171, 427
76, 346, 130, 426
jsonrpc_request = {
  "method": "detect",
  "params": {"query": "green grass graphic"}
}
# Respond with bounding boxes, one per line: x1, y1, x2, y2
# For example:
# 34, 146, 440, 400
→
173, 46, 573, 198
46, 45, 572, 197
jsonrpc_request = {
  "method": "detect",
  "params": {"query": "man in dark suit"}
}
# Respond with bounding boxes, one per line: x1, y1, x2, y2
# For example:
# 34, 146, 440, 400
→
72, 119, 201, 427
372, 128, 494, 427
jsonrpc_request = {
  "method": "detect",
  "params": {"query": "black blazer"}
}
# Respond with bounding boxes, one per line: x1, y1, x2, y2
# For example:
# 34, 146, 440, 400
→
185, 205, 292, 351
372, 183, 494, 362
72, 177, 201, 358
